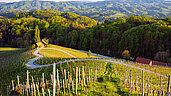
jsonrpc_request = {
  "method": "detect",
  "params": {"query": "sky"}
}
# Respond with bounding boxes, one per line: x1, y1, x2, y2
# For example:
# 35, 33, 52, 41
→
0, 0, 105, 3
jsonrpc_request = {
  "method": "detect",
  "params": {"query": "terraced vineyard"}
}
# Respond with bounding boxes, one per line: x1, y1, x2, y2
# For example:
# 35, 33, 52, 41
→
0, 45, 170, 96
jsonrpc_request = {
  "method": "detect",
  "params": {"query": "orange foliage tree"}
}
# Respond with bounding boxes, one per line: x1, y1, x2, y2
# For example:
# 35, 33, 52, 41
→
122, 50, 130, 59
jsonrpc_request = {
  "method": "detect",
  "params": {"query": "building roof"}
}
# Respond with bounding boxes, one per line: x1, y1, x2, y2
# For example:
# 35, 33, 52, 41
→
136, 57, 151, 64
136, 57, 167, 66
36, 42, 44, 48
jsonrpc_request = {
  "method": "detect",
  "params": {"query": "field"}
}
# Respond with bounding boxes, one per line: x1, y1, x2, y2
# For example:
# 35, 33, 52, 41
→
39, 49, 73, 58
0, 44, 170, 96
0, 47, 21, 51
110, 13, 127, 18
47, 44, 97, 58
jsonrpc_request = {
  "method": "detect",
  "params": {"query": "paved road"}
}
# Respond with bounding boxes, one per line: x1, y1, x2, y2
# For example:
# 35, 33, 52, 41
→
27, 48, 168, 78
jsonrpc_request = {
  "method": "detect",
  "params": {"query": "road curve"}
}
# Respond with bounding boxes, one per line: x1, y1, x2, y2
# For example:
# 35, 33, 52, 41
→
27, 48, 168, 78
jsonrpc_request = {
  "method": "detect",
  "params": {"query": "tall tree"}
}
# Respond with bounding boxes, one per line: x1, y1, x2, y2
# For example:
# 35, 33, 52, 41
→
34, 25, 41, 43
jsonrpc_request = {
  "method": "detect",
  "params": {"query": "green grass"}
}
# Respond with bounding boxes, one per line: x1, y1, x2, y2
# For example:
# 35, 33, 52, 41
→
0, 48, 26, 58
0, 47, 21, 51
47, 44, 97, 58
39, 49, 73, 58
33, 59, 169, 96
0, 49, 35, 95
1, 45, 170, 95
125, 61, 171, 76
110, 13, 127, 18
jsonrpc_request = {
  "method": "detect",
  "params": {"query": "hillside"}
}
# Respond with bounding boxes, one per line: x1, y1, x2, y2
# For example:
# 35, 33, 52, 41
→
0, 10, 170, 63
1, 44, 171, 95
0, 0, 170, 21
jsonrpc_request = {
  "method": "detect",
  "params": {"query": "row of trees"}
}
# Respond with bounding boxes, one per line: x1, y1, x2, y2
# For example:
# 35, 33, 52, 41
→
0, 10, 170, 62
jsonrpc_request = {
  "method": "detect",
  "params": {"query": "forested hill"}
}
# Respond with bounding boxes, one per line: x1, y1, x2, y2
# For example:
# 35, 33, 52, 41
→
0, 0, 170, 21
0, 10, 171, 63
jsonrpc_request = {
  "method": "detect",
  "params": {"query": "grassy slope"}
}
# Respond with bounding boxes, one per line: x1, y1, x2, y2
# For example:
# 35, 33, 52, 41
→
47, 44, 97, 58
0, 47, 26, 58
0, 47, 21, 51
0, 49, 35, 95
39, 49, 73, 58
1, 45, 170, 95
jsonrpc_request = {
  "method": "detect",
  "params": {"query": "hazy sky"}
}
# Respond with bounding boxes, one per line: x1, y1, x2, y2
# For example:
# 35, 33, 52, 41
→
0, 0, 105, 2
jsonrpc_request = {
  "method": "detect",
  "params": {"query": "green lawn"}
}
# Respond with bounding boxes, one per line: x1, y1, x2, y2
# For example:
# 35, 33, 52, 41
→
0, 48, 26, 58
39, 49, 73, 58
0, 47, 21, 51
47, 44, 97, 58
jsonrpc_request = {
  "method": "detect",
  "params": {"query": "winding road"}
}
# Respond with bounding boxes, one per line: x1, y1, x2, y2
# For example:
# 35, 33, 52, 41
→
27, 47, 168, 78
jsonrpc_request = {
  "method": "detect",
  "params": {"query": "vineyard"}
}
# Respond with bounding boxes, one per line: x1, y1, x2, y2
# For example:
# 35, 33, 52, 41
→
0, 45, 171, 96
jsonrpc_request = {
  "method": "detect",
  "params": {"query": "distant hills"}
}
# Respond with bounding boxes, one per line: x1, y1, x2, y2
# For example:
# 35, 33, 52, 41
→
0, 0, 170, 21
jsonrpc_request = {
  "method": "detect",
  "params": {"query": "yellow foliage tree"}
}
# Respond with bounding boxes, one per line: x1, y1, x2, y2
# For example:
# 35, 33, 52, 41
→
122, 50, 130, 59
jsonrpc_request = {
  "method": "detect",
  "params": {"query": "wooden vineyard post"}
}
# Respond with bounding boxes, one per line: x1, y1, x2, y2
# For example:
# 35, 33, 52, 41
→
53, 63, 56, 96
135, 73, 138, 91
68, 81, 71, 96
76, 67, 78, 96
95, 69, 97, 82
160, 75, 162, 96
17, 76, 20, 87
114, 67, 118, 77
12, 80, 14, 91
48, 89, 50, 96
89, 69, 90, 87
33, 83, 36, 96
124, 70, 127, 89
130, 70, 132, 93
147, 76, 150, 95
42, 88, 45, 96
91, 69, 93, 86
26, 70, 30, 96
64, 69, 67, 88
119, 73, 121, 83
79, 67, 80, 85
57, 69, 60, 94
31, 76, 34, 85
167, 75, 170, 96
63, 79, 65, 95
142, 70, 144, 96
42, 73, 45, 88
82, 66, 85, 90
26, 70, 29, 88
36, 83, 40, 96
72, 80, 74, 95
150, 77, 152, 94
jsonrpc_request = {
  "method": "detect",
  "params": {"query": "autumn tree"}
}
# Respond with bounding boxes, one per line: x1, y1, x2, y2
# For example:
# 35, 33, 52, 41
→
122, 50, 130, 59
